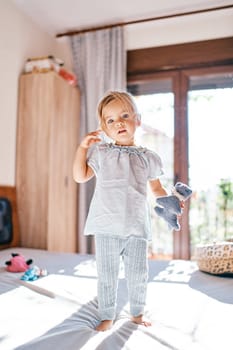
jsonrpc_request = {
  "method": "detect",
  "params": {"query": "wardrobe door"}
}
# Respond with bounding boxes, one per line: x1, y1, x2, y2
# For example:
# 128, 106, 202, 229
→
47, 74, 80, 252
17, 73, 51, 249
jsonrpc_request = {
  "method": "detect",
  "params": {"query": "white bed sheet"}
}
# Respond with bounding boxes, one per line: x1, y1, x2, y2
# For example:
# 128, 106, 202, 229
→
0, 247, 232, 350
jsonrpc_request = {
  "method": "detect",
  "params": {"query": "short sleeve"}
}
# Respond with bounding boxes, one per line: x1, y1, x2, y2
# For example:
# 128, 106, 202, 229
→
87, 144, 100, 175
146, 150, 164, 180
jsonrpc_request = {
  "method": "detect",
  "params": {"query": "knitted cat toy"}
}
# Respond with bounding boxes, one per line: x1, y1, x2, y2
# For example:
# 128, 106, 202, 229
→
154, 182, 192, 231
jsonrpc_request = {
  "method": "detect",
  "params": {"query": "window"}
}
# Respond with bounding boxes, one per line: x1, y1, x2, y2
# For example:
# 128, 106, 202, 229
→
127, 38, 233, 259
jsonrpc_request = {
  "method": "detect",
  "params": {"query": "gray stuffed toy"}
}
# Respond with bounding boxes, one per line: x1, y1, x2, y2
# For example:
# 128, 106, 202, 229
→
154, 182, 192, 231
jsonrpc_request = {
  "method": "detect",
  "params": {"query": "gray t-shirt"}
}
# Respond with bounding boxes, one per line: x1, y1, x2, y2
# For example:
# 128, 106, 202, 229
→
84, 143, 164, 239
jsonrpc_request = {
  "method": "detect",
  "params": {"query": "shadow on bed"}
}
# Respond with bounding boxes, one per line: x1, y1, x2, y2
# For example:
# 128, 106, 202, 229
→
15, 297, 137, 350
148, 259, 195, 284
94, 321, 139, 350
189, 270, 233, 304
147, 259, 233, 304
15, 299, 98, 349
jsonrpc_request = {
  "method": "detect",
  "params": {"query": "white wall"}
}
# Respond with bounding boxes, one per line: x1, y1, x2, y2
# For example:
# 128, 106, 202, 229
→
0, 0, 232, 185
0, 0, 73, 185
126, 7, 233, 49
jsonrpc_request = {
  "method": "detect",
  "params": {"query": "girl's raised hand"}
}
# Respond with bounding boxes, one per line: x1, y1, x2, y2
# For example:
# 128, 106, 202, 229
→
80, 130, 102, 149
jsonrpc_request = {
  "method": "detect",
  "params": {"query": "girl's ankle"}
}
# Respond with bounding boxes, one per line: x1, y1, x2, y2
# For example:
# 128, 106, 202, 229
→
95, 319, 113, 332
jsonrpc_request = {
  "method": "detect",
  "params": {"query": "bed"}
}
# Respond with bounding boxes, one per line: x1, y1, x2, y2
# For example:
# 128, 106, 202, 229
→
0, 246, 233, 350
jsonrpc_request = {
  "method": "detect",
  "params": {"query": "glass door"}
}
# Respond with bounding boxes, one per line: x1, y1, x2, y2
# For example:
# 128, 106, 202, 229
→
128, 77, 175, 259
187, 66, 233, 257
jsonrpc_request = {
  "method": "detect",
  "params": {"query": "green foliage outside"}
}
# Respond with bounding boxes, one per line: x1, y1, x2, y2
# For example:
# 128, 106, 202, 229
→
218, 179, 233, 239
190, 179, 233, 252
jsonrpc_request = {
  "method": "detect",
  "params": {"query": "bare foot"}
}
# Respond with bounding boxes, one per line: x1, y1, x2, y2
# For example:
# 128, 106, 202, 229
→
131, 315, 152, 327
95, 320, 113, 332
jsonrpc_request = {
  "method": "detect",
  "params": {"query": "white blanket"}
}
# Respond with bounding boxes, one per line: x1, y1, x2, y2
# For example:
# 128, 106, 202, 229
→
0, 247, 232, 350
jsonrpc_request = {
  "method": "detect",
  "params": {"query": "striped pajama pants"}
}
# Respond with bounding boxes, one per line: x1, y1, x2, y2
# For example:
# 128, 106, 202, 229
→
95, 234, 148, 320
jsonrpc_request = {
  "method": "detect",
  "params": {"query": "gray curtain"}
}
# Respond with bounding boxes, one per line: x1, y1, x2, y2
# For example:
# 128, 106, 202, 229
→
70, 26, 126, 253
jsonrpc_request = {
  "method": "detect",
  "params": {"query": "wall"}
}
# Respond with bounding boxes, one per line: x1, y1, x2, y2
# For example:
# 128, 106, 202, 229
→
0, 0, 73, 185
0, 1, 232, 186
126, 7, 233, 49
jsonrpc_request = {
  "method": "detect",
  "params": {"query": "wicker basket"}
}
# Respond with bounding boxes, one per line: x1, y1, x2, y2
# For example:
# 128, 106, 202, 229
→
195, 241, 233, 275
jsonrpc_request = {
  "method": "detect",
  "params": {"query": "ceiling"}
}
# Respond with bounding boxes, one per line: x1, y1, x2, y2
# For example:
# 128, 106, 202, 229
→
12, 0, 233, 37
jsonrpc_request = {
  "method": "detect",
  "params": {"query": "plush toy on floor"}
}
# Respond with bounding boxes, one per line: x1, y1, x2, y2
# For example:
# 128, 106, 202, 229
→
5, 253, 33, 272
154, 182, 192, 231
5, 253, 47, 281
20, 266, 47, 281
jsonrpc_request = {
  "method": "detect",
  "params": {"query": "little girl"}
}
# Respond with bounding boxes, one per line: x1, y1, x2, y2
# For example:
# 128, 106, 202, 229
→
73, 91, 168, 331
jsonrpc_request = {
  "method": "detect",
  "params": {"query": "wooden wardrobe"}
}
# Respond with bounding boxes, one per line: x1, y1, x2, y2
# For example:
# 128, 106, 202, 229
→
16, 72, 80, 252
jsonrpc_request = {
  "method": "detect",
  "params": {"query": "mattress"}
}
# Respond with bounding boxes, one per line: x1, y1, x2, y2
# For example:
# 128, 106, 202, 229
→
0, 247, 233, 350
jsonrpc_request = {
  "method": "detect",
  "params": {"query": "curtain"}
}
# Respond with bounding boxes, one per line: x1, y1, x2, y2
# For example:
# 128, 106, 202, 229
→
70, 26, 126, 253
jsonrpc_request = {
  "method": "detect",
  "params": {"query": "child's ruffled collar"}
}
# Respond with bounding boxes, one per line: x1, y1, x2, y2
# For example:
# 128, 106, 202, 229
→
105, 142, 147, 154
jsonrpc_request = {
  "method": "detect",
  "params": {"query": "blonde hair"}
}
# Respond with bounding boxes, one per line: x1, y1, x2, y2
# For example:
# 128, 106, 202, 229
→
97, 91, 140, 127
